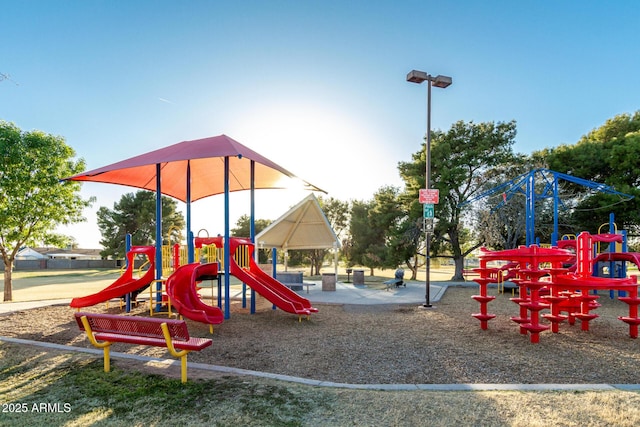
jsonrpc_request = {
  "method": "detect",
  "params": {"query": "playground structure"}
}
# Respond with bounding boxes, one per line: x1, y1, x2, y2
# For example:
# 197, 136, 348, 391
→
71, 232, 317, 327
228, 237, 318, 318
64, 134, 326, 322
472, 230, 640, 343
69, 246, 155, 309
462, 169, 640, 343
164, 235, 317, 323
462, 168, 634, 246
165, 262, 224, 333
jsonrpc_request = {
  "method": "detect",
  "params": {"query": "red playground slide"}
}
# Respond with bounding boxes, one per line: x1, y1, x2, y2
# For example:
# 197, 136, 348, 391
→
594, 252, 640, 271
165, 262, 224, 328
229, 237, 318, 316
70, 246, 155, 308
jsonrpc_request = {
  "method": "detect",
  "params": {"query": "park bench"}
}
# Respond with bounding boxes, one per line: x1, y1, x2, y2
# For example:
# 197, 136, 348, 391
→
276, 271, 316, 294
74, 312, 212, 383
383, 278, 405, 290
384, 268, 406, 291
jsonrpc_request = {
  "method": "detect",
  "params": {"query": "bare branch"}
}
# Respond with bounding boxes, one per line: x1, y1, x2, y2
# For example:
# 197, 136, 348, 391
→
0, 72, 19, 86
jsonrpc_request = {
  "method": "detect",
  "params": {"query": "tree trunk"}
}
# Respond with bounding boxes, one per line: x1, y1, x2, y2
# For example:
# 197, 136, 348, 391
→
309, 249, 324, 276
314, 251, 322, 276
451, 256, 465, 281
3, 259, 13, 302
447, 224, 467, 281
407, 257, 418, 280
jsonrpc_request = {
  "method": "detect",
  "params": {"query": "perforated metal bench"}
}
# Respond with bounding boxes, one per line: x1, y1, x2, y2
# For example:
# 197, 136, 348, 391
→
384, 269, 406, 290
75, 312, 212, 383
383, 278, 405, 290
276, 271, 316, 294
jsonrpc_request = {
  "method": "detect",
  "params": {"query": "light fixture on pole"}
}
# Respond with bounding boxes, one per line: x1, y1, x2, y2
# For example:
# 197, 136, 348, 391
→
406, 69, 452, 308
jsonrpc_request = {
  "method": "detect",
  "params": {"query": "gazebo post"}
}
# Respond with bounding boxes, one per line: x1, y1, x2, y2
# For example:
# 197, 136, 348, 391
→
334, 242, 338, 280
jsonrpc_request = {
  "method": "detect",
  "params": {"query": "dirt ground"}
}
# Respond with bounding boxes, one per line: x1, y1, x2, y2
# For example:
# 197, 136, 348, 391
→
2, 286, 640, 384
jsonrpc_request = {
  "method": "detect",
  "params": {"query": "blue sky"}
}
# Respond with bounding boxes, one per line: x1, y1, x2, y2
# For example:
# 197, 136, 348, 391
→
2, 1, 639, 248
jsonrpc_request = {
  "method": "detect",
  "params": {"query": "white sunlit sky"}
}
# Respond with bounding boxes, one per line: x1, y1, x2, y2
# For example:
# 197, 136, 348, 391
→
2, 1, 639, 249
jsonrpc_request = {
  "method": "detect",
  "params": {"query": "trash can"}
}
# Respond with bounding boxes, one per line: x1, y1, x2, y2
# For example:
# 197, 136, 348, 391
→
353, 269, 365, 286
322, 273, 336, 291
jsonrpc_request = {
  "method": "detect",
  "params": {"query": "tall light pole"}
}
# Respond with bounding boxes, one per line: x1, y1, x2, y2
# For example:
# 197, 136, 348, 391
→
406, 70, 452, 308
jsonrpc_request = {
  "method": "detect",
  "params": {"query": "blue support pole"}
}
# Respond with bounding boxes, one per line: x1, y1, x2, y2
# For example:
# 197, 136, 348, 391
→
272, 247, 277, 311
125, 233, 132, 312
250, 160, 256, 314
223, 157, 231, 320
607, 213, 615, 297
610, 212, 616, 280
612, 213, 627, 297
187, 160, 194, 264
621, 229, 628, 283
155, 164, 163, 313
272, 247, 277, 277
551, 172, 560, 246
526, 171, 536, 246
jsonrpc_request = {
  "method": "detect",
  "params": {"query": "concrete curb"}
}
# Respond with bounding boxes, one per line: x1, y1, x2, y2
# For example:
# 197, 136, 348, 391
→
0, 299, 72, 314
1, 336, 637, 392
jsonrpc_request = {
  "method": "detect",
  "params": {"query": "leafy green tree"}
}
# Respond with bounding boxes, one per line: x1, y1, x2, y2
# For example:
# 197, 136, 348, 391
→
302, 196, 350, 275
345, 199, 376, 274
542, 111, 640, 234
231, 214, 272, 263
97, 191, 185, 259
471, 155, 535, 250
398, 120, 518, 280
231, 214, 272, 237
346, 187, 404, 275
319, 196, 350, 240
387, 215, 423, 280
369, 186, 406, 269
0, 121, 92, 301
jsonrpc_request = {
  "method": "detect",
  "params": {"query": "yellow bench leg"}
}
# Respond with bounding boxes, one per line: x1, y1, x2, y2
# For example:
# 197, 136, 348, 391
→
103, 346, 111, 372
180, 355, 187, 384
161, 323, 191, 383
80, 316, 113, 373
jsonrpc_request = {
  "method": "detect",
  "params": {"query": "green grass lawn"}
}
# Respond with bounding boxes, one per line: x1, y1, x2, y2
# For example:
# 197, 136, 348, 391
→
2, 342, 640, 426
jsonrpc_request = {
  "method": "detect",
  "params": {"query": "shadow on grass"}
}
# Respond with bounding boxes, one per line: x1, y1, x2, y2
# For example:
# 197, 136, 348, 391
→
2, 341, 640, 426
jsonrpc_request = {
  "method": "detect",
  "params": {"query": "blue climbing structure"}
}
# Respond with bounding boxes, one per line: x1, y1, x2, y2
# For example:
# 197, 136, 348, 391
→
461, 168, 634, 246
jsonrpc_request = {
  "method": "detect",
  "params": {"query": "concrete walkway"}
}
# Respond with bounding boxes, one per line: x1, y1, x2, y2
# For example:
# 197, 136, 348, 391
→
0, 298, 72, 314
0, 280, 450, 314
298, 279, 450, 305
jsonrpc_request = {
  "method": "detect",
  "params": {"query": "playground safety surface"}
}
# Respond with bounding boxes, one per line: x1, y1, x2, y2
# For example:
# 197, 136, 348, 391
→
2, 282, 640, 389
0, 279, 450, 314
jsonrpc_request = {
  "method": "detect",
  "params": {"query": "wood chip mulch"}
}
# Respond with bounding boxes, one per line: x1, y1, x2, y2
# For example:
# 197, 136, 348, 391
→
2, 287, 640, 384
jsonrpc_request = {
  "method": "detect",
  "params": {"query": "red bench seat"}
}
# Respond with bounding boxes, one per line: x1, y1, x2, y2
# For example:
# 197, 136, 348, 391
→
75, 312, 212, 382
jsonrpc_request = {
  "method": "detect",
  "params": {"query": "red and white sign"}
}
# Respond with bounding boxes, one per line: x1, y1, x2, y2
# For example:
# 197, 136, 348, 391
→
419, 189, 439, 204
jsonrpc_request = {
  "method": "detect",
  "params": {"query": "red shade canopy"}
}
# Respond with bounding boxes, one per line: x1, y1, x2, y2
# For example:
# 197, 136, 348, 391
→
64, 134, 324, 202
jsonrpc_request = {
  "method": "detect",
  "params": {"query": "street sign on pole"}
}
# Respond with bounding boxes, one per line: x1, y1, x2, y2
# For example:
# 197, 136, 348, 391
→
423, 218, 434, 232
423, 203, 434, 218
419, 188, 439, 204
